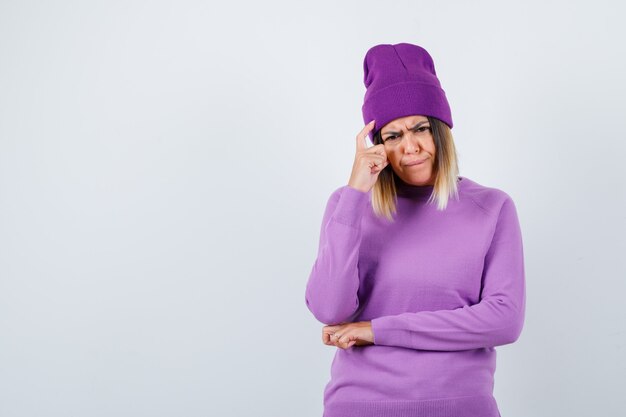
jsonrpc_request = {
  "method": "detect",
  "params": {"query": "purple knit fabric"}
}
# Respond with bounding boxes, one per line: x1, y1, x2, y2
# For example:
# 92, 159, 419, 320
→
305, 176, 525, 417
362, 43, 453, 142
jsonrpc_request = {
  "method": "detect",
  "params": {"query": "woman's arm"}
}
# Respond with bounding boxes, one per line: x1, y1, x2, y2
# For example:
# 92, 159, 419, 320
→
304, 185, 369, 325
371, 195, 526, 351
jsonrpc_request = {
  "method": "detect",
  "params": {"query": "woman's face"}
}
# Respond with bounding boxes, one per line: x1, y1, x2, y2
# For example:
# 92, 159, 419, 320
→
380, 115, 437, 186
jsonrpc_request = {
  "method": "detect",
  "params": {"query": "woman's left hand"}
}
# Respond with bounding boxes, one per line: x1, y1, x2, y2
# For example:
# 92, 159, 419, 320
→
322, 321, 375, 349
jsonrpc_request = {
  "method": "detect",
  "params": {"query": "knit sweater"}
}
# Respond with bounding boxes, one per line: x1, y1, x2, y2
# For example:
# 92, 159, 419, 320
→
304, 176, 525, 417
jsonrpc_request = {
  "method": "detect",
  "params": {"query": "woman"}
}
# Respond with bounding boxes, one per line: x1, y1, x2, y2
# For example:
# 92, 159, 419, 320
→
304, 43, 525, 417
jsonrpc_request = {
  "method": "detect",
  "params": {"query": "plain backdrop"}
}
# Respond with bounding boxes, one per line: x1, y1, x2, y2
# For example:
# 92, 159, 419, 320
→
1, 1, 625, 416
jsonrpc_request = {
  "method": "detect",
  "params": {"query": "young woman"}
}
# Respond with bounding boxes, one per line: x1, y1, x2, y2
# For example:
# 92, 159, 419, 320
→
305, 43, 525, 417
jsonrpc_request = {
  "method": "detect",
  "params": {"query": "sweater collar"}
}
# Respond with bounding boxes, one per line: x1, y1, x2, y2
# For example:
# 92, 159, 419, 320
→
395, 176, 465, 198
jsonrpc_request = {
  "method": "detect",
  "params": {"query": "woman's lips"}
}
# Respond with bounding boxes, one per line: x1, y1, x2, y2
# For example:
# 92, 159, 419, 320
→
405, 158, 426, 166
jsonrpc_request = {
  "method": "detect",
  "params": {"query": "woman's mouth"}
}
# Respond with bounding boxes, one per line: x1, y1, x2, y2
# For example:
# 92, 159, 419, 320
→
405, 158, 426, 166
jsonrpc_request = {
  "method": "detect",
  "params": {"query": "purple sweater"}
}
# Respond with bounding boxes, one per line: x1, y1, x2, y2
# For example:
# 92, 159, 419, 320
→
305, 176, 525, 417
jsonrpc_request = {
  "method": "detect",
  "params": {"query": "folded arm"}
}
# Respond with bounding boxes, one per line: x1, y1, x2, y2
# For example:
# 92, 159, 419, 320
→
371, 195, 526, 351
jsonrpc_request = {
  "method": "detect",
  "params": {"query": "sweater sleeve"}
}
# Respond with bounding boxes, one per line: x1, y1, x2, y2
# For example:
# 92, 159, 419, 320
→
304, 185, 370, 325
370, 195, 526, 351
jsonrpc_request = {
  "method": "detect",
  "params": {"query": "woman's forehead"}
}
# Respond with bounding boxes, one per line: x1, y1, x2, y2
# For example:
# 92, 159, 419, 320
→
383, 115, 429, 132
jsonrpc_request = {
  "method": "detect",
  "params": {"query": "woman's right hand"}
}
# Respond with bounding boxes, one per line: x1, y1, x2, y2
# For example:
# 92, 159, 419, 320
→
347, 120, 389, 193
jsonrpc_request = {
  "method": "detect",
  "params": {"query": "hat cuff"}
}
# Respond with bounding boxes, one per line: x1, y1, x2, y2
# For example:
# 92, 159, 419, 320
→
362, 81, 453, 141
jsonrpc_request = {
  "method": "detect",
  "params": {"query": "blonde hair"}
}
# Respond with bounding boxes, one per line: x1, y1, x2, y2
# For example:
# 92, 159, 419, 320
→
371, 116, 460, 221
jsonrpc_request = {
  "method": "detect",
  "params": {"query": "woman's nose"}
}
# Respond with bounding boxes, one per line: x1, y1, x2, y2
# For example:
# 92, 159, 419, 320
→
401, 133, 420, 152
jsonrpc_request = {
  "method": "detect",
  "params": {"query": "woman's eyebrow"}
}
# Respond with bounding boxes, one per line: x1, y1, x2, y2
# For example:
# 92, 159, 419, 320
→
383, 121, 429, 135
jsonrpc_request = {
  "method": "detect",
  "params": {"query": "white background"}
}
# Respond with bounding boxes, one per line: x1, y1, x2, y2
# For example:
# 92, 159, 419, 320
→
1, 1, 624, 416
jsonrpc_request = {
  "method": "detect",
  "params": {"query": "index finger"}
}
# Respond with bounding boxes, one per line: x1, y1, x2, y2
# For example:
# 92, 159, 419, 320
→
356, 120, 376, 152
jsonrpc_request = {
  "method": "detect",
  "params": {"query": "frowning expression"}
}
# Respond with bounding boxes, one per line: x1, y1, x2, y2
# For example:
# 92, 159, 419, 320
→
381, 115, 436, 185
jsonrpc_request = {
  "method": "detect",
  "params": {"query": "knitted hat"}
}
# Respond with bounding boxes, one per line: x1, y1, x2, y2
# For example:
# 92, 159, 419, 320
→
361, 43, 453, 142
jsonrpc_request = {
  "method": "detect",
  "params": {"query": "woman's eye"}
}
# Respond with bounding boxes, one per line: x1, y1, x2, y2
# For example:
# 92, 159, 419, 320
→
384, 127, 430, 143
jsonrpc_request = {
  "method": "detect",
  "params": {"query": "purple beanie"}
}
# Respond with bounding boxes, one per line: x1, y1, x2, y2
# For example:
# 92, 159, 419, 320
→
361, 43, 453, 142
